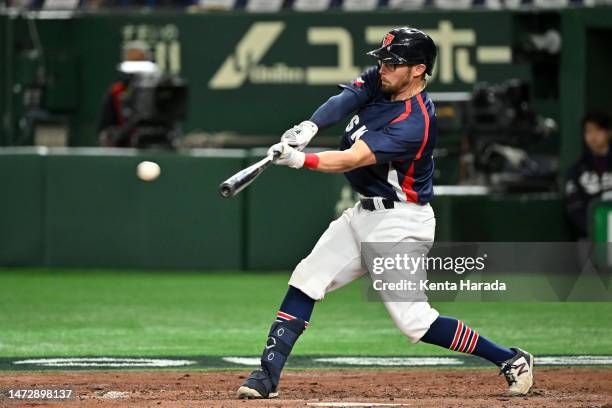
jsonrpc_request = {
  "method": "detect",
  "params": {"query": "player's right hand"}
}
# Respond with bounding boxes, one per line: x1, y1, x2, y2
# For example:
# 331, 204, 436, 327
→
281, 120, 318, 151
268, 142, 306, 169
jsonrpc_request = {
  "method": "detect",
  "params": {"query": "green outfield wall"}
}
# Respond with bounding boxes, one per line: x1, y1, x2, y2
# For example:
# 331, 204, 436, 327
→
432, 193, 571, 243
0, 148, 571, 270
0, 151, 45, 266
0, 148, 246, 269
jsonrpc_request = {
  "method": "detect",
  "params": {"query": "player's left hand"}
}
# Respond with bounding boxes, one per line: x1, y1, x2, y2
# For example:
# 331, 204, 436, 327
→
280, 121, 318, 150
268, 142, 306, 169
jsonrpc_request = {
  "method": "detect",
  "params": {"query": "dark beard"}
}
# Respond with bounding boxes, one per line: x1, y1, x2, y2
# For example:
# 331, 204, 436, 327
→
379, 77, 410, 98
379, 80, 395, 96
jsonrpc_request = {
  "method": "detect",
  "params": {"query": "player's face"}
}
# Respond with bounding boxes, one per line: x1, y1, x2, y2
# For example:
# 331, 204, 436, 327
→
379, 63, 423, 96
379, 63, 411, 94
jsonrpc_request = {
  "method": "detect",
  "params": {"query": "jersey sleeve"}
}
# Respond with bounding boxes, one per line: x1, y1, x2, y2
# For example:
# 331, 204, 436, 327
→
360, 112, 428, 164
337, 66, 380, 105
309, 88, 363, 130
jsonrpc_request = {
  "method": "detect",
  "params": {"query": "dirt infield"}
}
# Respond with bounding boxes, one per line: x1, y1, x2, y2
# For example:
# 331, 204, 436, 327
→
1, 368, 611, 407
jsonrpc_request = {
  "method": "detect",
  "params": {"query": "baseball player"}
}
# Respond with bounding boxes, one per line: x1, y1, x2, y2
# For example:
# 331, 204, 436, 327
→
237, 27, 534, 399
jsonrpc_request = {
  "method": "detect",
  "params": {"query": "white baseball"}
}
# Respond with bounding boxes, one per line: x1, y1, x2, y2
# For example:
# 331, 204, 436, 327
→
137, 161, 161, 181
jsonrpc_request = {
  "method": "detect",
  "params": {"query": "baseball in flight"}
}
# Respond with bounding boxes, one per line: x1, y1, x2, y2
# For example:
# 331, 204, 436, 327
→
137, 161, 161, 181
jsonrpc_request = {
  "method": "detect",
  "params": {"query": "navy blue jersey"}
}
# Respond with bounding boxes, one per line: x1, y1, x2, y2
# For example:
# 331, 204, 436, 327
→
339, 67, 436, 204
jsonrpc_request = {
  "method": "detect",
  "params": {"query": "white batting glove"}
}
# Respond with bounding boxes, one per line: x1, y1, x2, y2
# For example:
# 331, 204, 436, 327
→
268, 142, 306, 169
280, 120, 318, 150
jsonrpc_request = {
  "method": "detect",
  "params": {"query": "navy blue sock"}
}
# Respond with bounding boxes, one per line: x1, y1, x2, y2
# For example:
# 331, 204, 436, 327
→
421, 316, 516, 366
276, 285, 315, 324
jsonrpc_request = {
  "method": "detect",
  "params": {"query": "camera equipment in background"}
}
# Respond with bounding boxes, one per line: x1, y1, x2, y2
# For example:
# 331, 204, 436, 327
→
464, 79, 558, 193
117, 62, 188, 149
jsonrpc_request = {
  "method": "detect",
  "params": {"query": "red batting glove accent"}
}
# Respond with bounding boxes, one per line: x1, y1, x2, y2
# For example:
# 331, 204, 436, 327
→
303, 153, 320, 169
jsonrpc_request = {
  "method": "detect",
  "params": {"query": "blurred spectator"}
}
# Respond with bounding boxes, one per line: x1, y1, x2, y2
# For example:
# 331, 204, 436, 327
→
565, 111, 612, 238
96, 41, 155, 147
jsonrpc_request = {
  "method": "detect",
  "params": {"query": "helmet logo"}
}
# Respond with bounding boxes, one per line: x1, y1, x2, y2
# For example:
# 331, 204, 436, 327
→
382, 33, 395, 47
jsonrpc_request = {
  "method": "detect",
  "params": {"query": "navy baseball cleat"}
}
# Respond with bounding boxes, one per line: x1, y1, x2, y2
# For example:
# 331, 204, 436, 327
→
500, 347, 534, 396
237, 369, 278, 399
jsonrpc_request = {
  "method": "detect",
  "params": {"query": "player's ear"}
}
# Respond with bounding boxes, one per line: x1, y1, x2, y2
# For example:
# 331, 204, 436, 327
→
413, 64, 427, 78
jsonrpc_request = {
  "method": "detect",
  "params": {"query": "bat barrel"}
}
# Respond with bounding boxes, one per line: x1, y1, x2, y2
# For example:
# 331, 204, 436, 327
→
219, 183, 235, 198
218, 155, 275, 198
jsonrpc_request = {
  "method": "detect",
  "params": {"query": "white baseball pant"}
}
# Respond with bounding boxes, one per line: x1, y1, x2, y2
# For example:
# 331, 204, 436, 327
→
288, 200, 439, 343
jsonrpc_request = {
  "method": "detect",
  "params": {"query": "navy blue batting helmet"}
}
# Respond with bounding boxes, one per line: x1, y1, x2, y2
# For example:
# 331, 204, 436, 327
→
367, 27, 437, 76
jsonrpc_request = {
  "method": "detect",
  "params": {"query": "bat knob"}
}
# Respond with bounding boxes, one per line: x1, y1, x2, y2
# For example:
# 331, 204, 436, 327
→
219, 183, 235, 198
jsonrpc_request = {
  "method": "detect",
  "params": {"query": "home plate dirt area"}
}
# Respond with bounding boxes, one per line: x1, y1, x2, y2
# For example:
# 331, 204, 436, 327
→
1, 368, 612, 407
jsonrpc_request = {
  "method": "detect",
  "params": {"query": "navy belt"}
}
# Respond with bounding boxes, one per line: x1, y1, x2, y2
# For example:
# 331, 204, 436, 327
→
360, 198, 395, 211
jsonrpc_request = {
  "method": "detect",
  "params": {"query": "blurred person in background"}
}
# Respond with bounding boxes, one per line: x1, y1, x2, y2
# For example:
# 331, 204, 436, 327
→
565, 111, 612, 238
96, 41, 155, 147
